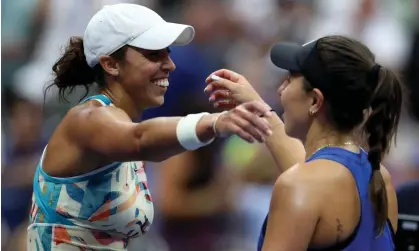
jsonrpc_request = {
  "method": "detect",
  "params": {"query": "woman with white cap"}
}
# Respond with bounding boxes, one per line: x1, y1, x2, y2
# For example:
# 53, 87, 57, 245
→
27, 3, 273, 250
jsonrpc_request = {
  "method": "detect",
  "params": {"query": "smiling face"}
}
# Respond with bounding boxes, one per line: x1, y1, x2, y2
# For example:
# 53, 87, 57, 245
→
119, 46, 176, 108
277, 73, 315, 141
100, 46, 176, 110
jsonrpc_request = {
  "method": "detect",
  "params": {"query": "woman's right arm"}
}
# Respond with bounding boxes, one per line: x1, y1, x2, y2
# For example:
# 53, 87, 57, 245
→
205, 69, 306, 171
263, 113, 307, 170
67, 101, 273, 163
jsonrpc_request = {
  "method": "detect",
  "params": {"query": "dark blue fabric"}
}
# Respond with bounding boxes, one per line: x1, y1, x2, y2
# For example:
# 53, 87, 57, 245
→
257, 147, 394, 251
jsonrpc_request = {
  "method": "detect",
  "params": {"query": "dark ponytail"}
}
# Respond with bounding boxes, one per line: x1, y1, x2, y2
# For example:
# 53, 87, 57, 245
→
364, 66, 402, 235
314, 36, 403, 236
46, 36, 96, 102
46, 36, 128, 102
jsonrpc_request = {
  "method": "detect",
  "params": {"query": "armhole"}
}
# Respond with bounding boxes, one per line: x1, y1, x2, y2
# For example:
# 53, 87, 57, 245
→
307, 220, 361, 251
387, 218, 396, 242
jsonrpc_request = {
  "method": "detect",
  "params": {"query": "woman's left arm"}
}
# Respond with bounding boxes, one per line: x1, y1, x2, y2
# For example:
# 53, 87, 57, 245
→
262, 164, 322, 251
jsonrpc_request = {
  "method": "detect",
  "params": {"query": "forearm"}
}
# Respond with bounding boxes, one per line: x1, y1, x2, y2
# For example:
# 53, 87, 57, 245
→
134, 114, 218, 162
264, 113, 306, 172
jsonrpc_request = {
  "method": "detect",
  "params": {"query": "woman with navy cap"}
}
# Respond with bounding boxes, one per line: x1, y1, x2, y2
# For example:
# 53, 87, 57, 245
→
206, 35, 401, 251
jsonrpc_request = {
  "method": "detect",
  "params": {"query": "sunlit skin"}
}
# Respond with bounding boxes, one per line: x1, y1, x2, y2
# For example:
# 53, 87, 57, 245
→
277, 73, 356, 156
99, 47, 175, 119
204, 68, 398, 251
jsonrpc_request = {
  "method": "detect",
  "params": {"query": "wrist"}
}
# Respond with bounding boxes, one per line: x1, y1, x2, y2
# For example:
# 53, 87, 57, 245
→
265, 112, 285, 138
176, 113, 215, 151
196, 113, 218, 142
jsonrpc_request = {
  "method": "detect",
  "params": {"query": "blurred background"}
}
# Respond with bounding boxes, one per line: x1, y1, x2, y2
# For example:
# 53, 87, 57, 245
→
2, 0, 419, 250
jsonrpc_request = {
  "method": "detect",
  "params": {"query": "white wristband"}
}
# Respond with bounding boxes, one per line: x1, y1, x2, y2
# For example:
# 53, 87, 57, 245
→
176, 112, 215, 150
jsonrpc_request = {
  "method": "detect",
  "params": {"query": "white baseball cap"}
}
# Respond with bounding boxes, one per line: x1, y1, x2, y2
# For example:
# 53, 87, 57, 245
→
84, 3, 195, 67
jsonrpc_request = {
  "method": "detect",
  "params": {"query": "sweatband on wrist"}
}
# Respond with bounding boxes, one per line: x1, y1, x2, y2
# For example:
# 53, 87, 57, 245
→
176, 112, 215, 150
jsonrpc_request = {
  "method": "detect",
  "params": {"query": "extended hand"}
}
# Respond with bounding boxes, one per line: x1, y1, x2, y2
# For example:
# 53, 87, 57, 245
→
214, 101, 273, 143
205, 69, 264, 110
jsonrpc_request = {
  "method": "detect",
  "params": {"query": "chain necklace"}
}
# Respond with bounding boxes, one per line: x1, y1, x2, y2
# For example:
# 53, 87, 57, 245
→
306, 141, 359, 160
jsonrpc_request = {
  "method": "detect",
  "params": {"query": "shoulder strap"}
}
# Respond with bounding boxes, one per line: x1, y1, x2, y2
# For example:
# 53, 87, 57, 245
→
79, 94, 112, 106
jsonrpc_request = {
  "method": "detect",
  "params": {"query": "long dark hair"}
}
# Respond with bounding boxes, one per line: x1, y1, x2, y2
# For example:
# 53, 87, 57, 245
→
45, 36, 127, 102
305, 35, 402, 235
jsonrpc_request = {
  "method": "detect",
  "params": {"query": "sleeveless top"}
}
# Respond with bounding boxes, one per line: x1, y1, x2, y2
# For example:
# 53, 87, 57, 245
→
27, 95, 154, 251
257, 147, 395, 251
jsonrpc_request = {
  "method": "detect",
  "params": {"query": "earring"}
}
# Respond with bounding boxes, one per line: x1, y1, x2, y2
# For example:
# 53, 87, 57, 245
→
309, 109, 315, 115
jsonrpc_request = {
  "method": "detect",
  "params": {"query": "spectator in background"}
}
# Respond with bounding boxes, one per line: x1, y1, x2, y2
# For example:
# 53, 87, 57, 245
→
12, 0, 154, 105
1, 0, 49, 91
142, 2, 250, 249
142, 0, 230, 120
397, 180, 419, 216
1, 93, 46, 248
383, 0, 419, 185
155, 101, 245, 251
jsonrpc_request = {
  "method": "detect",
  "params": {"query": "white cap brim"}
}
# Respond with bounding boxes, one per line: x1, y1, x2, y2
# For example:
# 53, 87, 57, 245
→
128, 22, 195, 50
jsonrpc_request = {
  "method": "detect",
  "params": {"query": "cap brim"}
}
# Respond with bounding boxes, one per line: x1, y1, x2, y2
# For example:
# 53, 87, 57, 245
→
270, 43, 303, 72
128, 22, 195, 50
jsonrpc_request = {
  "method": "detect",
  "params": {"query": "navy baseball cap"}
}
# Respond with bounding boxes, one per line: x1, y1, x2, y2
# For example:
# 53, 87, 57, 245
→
270, 39, 334, 95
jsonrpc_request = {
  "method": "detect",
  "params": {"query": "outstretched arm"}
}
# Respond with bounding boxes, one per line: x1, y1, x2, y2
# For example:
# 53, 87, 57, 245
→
264, 112, 307, 170
205, 69, 306, 171
67, 100, 273, 162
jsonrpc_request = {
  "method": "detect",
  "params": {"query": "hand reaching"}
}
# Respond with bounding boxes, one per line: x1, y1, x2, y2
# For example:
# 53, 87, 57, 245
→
213, 101, 273, 143
204, 69, 264, 110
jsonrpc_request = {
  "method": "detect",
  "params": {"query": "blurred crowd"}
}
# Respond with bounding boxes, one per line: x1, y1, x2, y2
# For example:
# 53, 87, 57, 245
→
2, 0, 419, 250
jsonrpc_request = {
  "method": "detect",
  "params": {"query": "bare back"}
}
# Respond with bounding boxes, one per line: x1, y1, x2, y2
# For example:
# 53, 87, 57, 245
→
309, 159, 397, 248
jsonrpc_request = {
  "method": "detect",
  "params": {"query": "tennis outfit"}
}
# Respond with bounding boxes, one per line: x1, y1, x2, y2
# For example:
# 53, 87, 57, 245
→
27, 95, 154, 250
27, 2, 196, 250
257, 147, 395, 251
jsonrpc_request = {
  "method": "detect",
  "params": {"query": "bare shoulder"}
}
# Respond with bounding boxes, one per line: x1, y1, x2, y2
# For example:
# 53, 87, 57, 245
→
269, 162, 328, 218
272, 161, 340, 198
263, 163, 324, 251
65, 101, 131, 126
276, 160, 352, 188
59, 100, 134, 149
271, 163, 309, 202
271, 160, 357, 215
273, 163, 307, 188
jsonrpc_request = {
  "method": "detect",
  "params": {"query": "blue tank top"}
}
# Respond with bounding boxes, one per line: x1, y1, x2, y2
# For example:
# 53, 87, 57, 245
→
257, 147, 395, 251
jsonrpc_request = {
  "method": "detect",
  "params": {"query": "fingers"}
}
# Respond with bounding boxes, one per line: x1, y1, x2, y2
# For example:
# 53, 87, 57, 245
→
233, 106, 272, 137
205, 69, 241, 83
213, 100, 236, 110
204, 82, 228, 94
230, 106, 272, 143
242, 101, 273, 117
204, 77, 237, 93
208, 89, 231, 102
208, 90, 237, 109
231, 115, 264, 143
228, 124, 255, 144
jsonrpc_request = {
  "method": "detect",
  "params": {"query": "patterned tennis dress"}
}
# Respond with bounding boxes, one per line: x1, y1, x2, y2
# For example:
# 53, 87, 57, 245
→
27, 95, 154, 250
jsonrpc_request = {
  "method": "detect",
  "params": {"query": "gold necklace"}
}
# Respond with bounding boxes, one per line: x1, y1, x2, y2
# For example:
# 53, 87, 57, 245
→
307, 141, 359, 160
